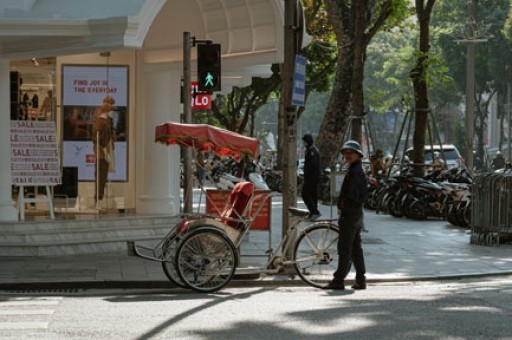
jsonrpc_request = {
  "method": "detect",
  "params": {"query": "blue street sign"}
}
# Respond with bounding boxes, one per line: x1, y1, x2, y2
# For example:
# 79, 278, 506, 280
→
292, 55, 306, 106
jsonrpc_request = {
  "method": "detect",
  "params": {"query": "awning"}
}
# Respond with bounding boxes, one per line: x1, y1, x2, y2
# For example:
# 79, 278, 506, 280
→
155, 122, 259, 161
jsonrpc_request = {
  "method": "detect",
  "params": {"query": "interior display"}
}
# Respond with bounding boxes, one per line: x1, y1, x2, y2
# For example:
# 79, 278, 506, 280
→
61, 65, 128, 181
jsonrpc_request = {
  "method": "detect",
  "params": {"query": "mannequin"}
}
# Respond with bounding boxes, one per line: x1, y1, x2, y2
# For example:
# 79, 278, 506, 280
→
39, 90, 55, 120
92, 103, 113, 206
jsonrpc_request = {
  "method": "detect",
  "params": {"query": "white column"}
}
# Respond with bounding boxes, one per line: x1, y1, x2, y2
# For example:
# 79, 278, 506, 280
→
135, 62, 182, 215
0, 59, 18, 221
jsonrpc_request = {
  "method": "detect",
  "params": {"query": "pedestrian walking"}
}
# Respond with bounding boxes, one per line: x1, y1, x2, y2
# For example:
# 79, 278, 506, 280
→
301, 133, 321, 221
370, 149, 389, 177
430, 151, 446, 171
326, 140, 368, 290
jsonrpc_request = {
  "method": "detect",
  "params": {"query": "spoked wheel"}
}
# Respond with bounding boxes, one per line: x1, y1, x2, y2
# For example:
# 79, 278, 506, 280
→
175, 228, 238, 293
294, 224, 340, 289
161, 232, 186, 288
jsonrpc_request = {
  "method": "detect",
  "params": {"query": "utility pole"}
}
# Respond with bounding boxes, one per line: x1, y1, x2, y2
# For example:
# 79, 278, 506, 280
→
280, 0, 299, 241
183, 31, 193, 213
508, 83, 512, 162
465, 0, 475, 173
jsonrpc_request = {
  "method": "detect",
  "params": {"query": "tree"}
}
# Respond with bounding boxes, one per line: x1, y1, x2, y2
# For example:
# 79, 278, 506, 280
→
197, 0, 338, 144
410, 0, 436, 177
207, 65, 281, 136
316, 0, 409, 168
435, 0, 512, 161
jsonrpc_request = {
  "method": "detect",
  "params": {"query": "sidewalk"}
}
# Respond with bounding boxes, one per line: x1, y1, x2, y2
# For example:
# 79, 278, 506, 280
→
1, 199, 512, 290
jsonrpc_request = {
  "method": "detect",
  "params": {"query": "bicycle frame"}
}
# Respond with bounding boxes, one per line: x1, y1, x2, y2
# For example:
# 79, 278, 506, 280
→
235, 211, 339, 276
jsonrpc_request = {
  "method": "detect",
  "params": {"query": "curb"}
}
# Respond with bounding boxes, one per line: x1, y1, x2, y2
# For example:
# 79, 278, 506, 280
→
1, 271, 511, 292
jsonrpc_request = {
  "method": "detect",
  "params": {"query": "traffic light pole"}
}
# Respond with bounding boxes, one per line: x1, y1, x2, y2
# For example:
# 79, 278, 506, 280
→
281, 0, 299, 257
465, 0, 475, 173
182, 33, 218, 213
183, 31, 193, 213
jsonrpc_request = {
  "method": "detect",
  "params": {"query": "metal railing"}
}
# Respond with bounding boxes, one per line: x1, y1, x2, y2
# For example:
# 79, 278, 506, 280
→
471, 170, 512, 245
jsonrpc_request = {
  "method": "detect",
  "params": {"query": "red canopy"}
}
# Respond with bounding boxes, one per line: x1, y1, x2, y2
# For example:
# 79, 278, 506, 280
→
155, 122, 259, 160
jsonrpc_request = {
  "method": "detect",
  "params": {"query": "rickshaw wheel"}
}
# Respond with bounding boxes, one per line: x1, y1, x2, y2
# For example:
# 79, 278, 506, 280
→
294, 224, 340, 289
175, 227, 238, 293
161, 233, 187, 288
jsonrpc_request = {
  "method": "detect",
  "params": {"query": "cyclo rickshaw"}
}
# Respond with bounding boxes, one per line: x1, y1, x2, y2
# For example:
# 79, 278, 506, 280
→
134, 122, 340, 293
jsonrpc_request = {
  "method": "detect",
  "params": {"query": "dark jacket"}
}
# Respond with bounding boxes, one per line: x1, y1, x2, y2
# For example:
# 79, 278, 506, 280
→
304, 144, 320, 183
338, 159, 368, 210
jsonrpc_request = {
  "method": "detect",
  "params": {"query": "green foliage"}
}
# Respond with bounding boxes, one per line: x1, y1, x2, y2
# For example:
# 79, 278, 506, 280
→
203, 0, 338, 133
380, 0, 414, 30
504, 0, 512, 40
365, 28, 417, 112
434, 0, 512, 94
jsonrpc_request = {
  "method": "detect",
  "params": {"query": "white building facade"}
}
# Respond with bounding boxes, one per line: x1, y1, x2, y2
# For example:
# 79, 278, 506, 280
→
0, 0, 285, 221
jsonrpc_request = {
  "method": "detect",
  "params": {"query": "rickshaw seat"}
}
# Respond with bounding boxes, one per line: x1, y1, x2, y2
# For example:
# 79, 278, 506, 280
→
175, 182, 255, 234
221, 181, 255, 228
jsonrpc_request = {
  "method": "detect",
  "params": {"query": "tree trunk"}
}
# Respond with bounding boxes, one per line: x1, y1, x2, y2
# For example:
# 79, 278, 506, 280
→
474, 90, 497, 159
316, 52, 354, 168
350, 0, 367, 145
411, 0, 436, 177
316, 0, 353, 168
317, 0, 394, 166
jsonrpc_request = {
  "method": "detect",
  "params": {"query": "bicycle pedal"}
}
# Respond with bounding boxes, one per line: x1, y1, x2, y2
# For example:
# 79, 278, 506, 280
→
265, 248, 273, 255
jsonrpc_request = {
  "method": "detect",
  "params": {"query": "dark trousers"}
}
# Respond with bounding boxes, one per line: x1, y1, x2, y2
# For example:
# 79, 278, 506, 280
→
302, 181, 319, 215
334, 207, 366, 283
95, 159, 109, 200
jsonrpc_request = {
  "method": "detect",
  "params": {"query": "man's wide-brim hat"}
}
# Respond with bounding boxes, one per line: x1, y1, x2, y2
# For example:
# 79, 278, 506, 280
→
341, 140, 364, 157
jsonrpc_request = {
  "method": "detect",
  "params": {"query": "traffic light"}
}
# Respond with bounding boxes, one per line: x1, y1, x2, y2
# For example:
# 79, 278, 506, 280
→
197, 44, 221, 92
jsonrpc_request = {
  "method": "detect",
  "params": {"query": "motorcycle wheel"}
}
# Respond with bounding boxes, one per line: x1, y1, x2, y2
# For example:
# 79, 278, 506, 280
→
388, 196, 403, 218
321, 186, 331, 204
408, 201, 427, 220
457, 207, 469, 228
447, 211, 459, 226
365, 188, 377, 210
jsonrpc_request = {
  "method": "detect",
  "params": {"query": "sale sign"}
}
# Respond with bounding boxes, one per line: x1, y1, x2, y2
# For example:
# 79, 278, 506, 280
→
10, 121, 62, 185
191, 81, 211, 109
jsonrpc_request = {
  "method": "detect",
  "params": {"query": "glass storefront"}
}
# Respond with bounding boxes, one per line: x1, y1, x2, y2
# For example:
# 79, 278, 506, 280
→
9, 57, 132, 217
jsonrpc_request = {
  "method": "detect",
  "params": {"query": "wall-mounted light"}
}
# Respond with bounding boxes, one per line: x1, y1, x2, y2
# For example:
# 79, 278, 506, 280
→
31, 58, 39, 67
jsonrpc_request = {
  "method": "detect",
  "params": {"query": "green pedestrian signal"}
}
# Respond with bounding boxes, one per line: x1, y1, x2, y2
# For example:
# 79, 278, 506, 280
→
205, 72, 215, 87
197, 44, 221, 92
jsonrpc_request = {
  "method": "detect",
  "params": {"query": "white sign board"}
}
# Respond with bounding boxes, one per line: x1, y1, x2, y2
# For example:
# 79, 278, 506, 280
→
62, 65, 128, 106
292, 55, 307, 106
10, 121, 61, 185
62, 141, 127, 181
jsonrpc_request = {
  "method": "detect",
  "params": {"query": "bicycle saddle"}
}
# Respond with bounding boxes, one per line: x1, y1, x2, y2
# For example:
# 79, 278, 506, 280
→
288, 207, 310, 217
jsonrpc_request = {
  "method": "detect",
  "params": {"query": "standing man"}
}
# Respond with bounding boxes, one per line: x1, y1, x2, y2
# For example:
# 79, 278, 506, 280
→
327, 140, 368, 290
302, 133, 321, 221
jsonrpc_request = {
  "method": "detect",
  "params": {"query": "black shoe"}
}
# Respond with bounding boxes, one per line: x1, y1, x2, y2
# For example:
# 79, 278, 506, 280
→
351, 282, 366, 290
305, 213, 321, 222
324, 280, 345, 290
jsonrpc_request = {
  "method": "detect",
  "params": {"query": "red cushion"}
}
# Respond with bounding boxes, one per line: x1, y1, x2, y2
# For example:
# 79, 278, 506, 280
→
221, 182, 255, 228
